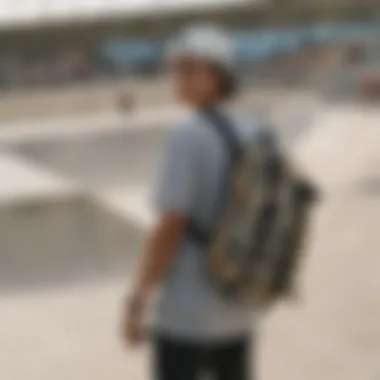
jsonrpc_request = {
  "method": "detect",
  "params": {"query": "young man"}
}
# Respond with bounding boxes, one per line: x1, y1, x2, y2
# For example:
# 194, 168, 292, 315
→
122, 26, 260, 380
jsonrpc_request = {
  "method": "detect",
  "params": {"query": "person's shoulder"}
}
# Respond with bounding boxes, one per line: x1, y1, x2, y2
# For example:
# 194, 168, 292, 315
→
164, 114, 207, 159
170, 113, 210, 145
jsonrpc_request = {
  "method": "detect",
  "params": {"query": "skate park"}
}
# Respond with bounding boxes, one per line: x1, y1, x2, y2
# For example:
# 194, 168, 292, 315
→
0, 87, 379, 379
0, 1, 380, 379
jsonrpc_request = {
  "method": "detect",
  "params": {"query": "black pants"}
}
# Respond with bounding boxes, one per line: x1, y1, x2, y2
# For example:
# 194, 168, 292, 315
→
153, 334, 252, 380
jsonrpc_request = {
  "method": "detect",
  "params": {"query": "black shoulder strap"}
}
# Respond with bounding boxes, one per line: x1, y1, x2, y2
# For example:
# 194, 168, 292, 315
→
187, 107, 244, 247
202, 107, 243, 164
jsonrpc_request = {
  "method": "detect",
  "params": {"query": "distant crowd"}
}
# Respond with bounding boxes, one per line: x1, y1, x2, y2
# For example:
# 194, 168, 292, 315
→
0, 22, 378, 93
0, 51, 94, 90
0, 50, 161, 92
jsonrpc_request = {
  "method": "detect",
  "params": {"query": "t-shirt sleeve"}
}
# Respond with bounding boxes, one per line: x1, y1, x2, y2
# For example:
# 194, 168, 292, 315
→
153, 125, 201, 215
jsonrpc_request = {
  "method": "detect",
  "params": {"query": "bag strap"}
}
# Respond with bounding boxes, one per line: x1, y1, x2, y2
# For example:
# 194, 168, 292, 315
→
187, 107, 244, 247
203, 108, 243, 163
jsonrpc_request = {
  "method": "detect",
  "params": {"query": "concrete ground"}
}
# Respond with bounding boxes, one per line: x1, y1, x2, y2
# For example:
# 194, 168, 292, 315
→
0, 78, 175, 123
0, 103, 379, 379
0, 75, 319, 125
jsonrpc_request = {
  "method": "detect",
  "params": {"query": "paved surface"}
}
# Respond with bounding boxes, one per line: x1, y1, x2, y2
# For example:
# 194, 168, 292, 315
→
0, 78, 175, 123
1, 91, 323, 188
0, 154, 105, 289
261, 106, 380, 380
0, 104, 380, 379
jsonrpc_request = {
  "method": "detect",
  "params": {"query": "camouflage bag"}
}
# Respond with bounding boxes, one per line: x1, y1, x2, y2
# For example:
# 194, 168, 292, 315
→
188, 108, 318, 305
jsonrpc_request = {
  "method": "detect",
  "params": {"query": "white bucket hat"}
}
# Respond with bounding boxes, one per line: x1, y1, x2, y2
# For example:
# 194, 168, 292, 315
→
166, 24, 235, 71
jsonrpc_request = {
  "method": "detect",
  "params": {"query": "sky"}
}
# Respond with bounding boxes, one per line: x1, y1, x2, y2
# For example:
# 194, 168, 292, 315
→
0, 0, 251, 26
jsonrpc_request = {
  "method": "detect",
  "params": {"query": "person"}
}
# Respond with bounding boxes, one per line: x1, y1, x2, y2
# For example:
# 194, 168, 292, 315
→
121, 25, 261, 380
116, 89, 135, 114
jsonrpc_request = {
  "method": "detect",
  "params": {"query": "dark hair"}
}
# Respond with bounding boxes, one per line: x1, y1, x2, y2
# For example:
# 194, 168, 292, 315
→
212, 64, 238, 100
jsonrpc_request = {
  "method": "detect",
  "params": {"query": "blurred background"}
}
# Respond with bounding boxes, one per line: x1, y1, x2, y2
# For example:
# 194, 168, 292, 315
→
0, 0, 379, 120
0, 1, 379, 380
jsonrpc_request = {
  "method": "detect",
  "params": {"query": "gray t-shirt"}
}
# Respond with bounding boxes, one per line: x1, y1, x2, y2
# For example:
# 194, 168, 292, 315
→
153, 107, 261, 341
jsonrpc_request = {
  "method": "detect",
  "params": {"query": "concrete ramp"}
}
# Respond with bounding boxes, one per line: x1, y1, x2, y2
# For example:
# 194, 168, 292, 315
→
14, 128, 169, 188
3, 95, 325, 189
2, 110, 177, 188
0, 104, 380, 379
260, 194, 380, 380
0, 154, 102, 288
90, 187, 155, 275
293, 106, 380, 192
260, 105, 380, 380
